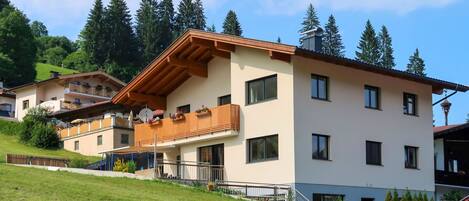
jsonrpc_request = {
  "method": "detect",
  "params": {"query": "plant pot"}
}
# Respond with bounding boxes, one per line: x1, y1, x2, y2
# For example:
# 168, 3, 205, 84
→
196, 110, 211, 117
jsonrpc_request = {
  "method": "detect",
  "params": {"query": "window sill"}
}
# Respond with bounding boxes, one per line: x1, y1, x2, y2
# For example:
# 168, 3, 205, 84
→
366, 163, 383, 167
247, 158, 278, 164
403, 113, 419, 117
365, 107, 381, 111
312, 158, 332, 162
311, 97, 331, 102
405, 167, 419, 170
246, 97, 277, 106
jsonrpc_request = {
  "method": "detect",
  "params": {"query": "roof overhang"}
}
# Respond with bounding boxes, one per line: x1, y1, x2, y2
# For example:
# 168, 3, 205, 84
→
112, 29, 468, 110
434, 122, 469, 139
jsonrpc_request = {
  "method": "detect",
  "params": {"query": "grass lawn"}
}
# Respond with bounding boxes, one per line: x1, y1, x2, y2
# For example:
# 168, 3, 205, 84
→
0, 133, 99, 163
0, 164, 237, 201
35, 63, 78, 81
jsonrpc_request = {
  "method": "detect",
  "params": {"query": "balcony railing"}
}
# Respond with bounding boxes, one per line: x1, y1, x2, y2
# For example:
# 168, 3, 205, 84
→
59, 116, 133, 139
66, 83, 117, 98
134, 104, 240, 146
435, 170, 469, 187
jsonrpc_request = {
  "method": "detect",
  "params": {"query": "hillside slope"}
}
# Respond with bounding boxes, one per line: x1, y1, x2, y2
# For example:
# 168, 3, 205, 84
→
35, 63, 79, 81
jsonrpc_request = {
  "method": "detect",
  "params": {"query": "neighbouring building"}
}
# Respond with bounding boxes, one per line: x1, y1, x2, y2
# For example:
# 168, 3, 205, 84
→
434, 123, 469, 200
52, 101, 135, 156
8, 71, 125, 121
108, 30, 468, 200
0, 83, 16, 119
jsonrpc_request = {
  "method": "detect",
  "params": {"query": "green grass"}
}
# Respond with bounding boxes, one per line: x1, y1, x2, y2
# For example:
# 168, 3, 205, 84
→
0, 133, 99, 163
0, 164, 237, 201
35, 63, 78, 81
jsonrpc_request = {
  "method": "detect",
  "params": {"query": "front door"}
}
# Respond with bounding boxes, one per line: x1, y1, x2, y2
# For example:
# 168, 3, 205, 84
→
198, 144, 224, 181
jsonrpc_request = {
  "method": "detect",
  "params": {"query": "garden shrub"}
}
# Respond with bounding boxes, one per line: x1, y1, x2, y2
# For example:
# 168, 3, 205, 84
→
442, 190, 464, 201
69, 158, 89, 168
126, 161, 136, 173
113, 159, 125, 172
30, 123, 59, 149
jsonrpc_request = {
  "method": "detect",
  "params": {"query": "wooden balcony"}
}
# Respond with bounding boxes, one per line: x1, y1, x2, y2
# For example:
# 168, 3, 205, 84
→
435, 170, 469, 187
58, 116, 132, 139
135, 104, 240, 146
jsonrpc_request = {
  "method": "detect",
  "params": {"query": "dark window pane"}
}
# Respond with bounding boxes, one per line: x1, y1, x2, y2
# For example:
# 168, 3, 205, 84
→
250, 138, 265, 162
218, 95, 231, 106
312, 135, 319, 158
248, 80, 264, 104
313, 194, 344, 201
318, 78, 326, 99
121, 134, 129, 144
365, 86, 379, 109
313, 134, 329, 160
264, 76, 277, 99
311, 79, 319, 98
177, 105, 190, 113
319, 136, 327, 159
248, 135, 278, 162
265, 135, 278, 159
405, 146, 418, 168
366, 141, 381, 165
403, 93, 417, 115
311, 75, 328, 100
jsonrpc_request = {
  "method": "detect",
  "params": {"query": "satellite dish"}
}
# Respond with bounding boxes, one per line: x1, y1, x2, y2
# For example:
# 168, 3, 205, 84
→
138, 108, 153, 123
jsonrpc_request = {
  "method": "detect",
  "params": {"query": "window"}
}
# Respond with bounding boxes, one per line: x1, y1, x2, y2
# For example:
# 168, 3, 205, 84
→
51, 97, 57, 101
73, 98, 81, 104
313, 194, 344, 201
364, 85, 380, 109
121, 134, 129, 144
74, 141, 79, 151
248, 135, 278, 163
312, 134, 329, 160
247, 75, 277, 105
218, 95, 231, 106
366, 141, 382, 165
311, 74, 328, 100
405, 146, 418, 169
97, 135, 103, 146
22, 100, 29, 110
177, 104, 190, 113
403, 93, 417, 115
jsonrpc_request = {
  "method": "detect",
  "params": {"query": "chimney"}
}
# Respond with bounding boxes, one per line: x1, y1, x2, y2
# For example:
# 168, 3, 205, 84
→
50, 71, 61, 78
300, 27, 323, 52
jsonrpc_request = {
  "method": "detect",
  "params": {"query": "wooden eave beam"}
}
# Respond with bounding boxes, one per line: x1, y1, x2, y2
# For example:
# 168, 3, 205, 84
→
127, 92, 166, 110
215, 41, 236, 52
269, 50, 291, 63
167, 56, 207, 77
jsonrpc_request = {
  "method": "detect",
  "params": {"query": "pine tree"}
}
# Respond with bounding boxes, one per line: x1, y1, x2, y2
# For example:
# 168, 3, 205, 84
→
193, 0, 206, 30
136, 0, 159, 65
385, 191, 393, 201
322, 15, 344, 57
104, 0, 140, 81
378, 25, 395, 68
206, 24, 216, 32
175, 0, 194, 35
299, 3, 320, 33
0, 0, 9, 11
222, 10, 242, 36
81, 0, 107, 67
406, 48, 426, 76
156, 0, 174, 52
355, 20, 380, 65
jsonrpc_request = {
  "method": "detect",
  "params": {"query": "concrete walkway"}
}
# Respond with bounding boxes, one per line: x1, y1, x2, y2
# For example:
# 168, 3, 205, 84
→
11, 164, 154, 180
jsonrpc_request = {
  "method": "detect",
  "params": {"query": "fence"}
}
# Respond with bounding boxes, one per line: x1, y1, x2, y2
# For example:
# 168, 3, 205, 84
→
154, 160, 224, 182
6, 154, 70, 167
215, 181, 293, 201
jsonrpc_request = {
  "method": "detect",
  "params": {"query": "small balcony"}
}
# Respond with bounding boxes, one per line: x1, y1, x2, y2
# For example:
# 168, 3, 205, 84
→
435, 170, 469, 187
65, 83, 118, 99
134, 104, 240, 146
58, 116, 133, 139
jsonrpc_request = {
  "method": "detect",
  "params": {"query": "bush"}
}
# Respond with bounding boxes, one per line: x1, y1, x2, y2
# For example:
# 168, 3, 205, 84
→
30, 123, 59, 149
113, 159, 125, 172
126, 161, 136, 173
44, 47, 68, 66
62, 50, 97, 72
69, 158, 89, 168
442, 190, 464, 201
0, 120, 21, 136
18, 107, 49, 143
113, 159, 136, 173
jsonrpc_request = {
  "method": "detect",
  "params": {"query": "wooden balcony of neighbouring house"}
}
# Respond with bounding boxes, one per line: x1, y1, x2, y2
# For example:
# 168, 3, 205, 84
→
65, 83, 118, 100
435, 170, 469, 187
58, 115, 133, 140
134, 104, 240, 147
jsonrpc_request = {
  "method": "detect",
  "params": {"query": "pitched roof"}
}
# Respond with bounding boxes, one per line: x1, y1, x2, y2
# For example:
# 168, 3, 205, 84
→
112, 29, 468, 109
434, 123, 469, 138
8, 71, 126, 92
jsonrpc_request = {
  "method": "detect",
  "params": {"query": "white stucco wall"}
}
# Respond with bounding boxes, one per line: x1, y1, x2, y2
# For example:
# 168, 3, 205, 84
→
14, 86, 37, 120
292, 56, 435, 191
63, 128, 134, 156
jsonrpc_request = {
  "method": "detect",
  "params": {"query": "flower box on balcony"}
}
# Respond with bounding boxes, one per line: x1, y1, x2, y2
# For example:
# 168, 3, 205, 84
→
195, 106, 211, 117
171, 113, 185, 122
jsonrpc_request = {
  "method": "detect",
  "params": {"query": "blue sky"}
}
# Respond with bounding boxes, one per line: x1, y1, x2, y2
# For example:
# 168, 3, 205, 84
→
10, 0, 468, 125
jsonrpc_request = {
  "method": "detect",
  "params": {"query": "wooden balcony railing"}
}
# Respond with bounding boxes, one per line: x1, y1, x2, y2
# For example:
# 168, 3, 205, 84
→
135, 104, 240, 146
435, 170, 469, 187
67, 84, 117, 98
59, 116, 132, 139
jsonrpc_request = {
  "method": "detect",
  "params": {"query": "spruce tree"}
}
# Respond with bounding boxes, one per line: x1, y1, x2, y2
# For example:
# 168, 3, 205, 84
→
406, 48, 426, 76
222, 10, 242, 36
175, 0, 194, 35
206, 24, 216, 32
322, 15, 345, 57
355, 20, 380, 65
156, 0, 174, 52
378, 25, 395, 68
30, 21, 48, 37
0, 0, 9, 11
104, 0, 140, 81
277, 37, 281, 43
299, 3, 320, 33
136, 0, 159, 65
81, 0, 107, 67
193, 0, 206, 30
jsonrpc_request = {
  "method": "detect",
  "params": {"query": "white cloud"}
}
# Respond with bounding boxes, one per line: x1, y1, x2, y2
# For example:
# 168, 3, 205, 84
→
256, 0, 457, 15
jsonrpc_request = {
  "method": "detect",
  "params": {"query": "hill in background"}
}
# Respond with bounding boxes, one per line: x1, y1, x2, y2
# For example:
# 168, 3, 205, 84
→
35, 63, 79, 81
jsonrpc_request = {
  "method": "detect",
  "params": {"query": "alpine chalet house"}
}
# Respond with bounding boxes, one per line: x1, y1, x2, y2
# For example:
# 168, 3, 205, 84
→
9, 71, 125, 121
111, 29, 468, 200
